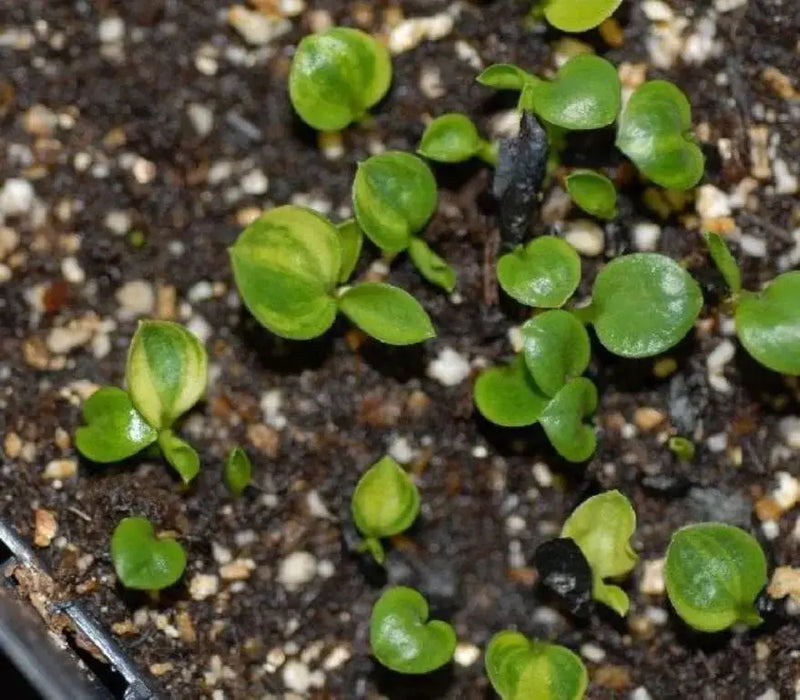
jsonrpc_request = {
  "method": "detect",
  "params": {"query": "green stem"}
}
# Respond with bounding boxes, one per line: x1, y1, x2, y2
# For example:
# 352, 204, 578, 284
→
478, 139, 499, 167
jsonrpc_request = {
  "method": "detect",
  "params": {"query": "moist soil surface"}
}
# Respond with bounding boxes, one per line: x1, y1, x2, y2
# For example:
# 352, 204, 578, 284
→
0, 0, 799, 698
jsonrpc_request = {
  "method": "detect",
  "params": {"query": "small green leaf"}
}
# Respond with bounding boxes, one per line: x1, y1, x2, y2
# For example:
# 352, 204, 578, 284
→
289, 27, 392, 131
126, 321, 208, 430
543, 0, 623, 32
497, 236, 581, 308
668, 436, 696, 462
474, 355, 549, 428
225, 446, 252, 497
566, 170, 618, 219
562, 490, 638, 616
338, 283, 435, 345
370, 586, 456, 674
665, 523, 767, 632
539, 377, 598, 463
336, 219, 364, 283
230, 205, 341, 340
477, 63, 537, 91
529, 55, 621, 131
408, 237, 457, 293
616, 81, 705, 191
521, 311, 591, 397
75, 387, 158, 463
111, 517, 186, 591
485, 631, 587, 700
353, 151, 438, 252
735, 271, 800, 375
418, 113, 493, 164
352, 456, 420, 561
158, 430, 200, 484
703, 231, 742, 295
590, 253, 703, 358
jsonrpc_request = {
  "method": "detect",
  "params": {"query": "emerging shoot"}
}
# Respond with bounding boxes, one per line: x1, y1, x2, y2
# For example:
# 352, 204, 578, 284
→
111, 516, 186, 591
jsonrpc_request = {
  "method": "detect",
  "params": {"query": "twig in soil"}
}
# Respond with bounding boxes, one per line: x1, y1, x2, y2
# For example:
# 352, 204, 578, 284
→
67, 506, 92, 523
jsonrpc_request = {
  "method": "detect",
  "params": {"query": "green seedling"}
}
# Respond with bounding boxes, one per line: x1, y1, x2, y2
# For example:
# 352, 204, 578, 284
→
230, 205, 435, 345
225, 446, 252, 497
539, 378, 598, 463
157, 430, 200, 484
562, 490, 638, 616
485, 630, 587, 700
665, 523, 767, 632
336, 219, 364, 283
111, 516, 186, 591
705, 232, 800, 375
477, 64, 536, 92
289, 27, 391, 131
565, 170, 618, 219
351, 456, 420, 564
668, 436, 696, 462
370, 586, 456, 674
539, 0, 623, 33
616, 81, 704, 191
418, 113, 498, 165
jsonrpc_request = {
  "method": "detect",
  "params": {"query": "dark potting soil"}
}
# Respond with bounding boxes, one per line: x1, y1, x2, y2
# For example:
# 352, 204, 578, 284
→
0, 0, 799, 698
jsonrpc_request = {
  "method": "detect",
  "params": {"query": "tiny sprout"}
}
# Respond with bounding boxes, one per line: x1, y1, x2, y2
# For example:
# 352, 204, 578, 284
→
562, 490, 638, 616
289, 27, 391, 131
158, 430, 200, 485
485, 630, 587, 700
111, 516, 186, 591
408, 237, 457, 293
668, 436, 695, 462
418, 113, 497, 165
565, 169, 618, 220
225, 446, 252, 497
351, 456, 420, 564
370, 586, 456, 674
539, 377, 598, 463
665, 523, 767, 632
704, 231, 741, 295
336, 219, 364, 284
477, 63, 536, 91
541, 0, 623, 33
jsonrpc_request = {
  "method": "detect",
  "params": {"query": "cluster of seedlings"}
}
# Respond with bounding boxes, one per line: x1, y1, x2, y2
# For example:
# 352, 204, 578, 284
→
69, 1, 799, 697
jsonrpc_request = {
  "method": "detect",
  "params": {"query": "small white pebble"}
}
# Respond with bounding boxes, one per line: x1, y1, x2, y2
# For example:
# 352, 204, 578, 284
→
772, 472, 800, 511
240, 169, 269, 196
532, 462, 553, 488
316, 559, 335, 578
227, 6, 291, 46
388, 13, 454, 55
189, 573, 220, 601
453, 642, 481, 667
706, 432, 728, 452
645, 606, 669, 625
116, 280, 155, 317
755, 689, 779, 700
633, 222, 661, 251
98, 16, 125, 43
761, 520, 780, 541
322, 644, 351, 671
104, 209, 131, 235
388, 435, 415, 465
696, 184, 731, 219
261, 389, 287, 429
0, 179, 35, 217
706, 339, 735, 394
630, 688, 654, 700
471, 445, 488, 459
778, 416, 800, 450
427, 347, 471, 387
564, 219, 604, 257
61, 256, 85, 284
580, 643, 606, 663
740, 234, 767, 257
277, 551, 317, 591
281, 660, 312, 693
640, 558, 665, 595
186, 103, 214, 138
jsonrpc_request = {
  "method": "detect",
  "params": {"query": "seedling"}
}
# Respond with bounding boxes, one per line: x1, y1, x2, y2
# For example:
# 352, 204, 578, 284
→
225, 446, 252, 497
289, 27, 391, 131
668, 436, 696, 462
538, 0, 623, 33
562, 490, 638, 615
351, 456, 420, 564
485, 630, 587, 700
75, 320, 208, 484
230, 205, 435, 344
369, 586, 456, 674
336, 219, 364, 283
565, 169, 617, 220
705, 232, 800, 375
111, 516, 186, 591
418, 113, 498, 165
665, 522, 767, 632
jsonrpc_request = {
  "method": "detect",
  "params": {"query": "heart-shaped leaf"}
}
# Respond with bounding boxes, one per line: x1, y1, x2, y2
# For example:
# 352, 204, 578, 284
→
408, 237, 457, 293
539, 377, 598, 462
418, 113, 484, 163
230, 205, 341, 340
158, 430, 200, 484
75, 387, 158, 463
336, 219, 364, 283
565, 169, 618, 219
589, 253, 703, 358
736, 271, 800, 375
370, 586, 456, 674
528, 55, 621, 131
111, 516, 186, 591
616, 81, 705, 190
497, 236, 581, 308
477, 63, 537, 91
485, 630, 587, 700
704, 231, 742, 295
337, 283, 435, 345
521, 310, 591, 397
474, 355, 549, 428
543, 0, 623, 32
224, 446, 252, 497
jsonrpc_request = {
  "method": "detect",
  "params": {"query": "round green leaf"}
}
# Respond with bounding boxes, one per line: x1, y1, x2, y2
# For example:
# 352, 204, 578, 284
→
158, 430, 200, 484
289, 27, 391, 131
704, 231, 742, 295
225, 446, 252, 497
230, 205, 341, 340
477, 63, 536, 91
543, 0, 623, 32
590, 253, 703, 358
486, 631, 587, 700
408, 236, 457, 293
539, 377, 598, 463
370, 586, 456, 674
497, 236, 581, 308
111, 517, 186, 591
126, 320, 208, 430
665, 523, 767, 632
529, 55, 621, 131
75, 387, 158, 463
565, 169, 618, 219
474, 355, 549, 428
337, 283, 435, 345
616, 80, 705, 190
736, 271, 800, 375
336, 219, 364, 283
418, 113, 482, 163
353, 151, 438, 252
521, 311, 591, 397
